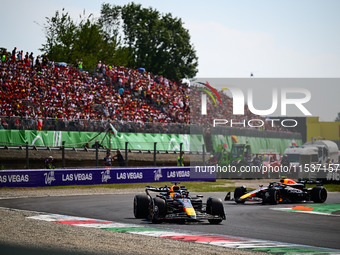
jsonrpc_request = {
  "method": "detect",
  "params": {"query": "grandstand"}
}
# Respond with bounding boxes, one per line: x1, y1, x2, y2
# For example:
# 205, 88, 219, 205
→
1, 46, 294, 133
0, 47, 301, 169
0, 49, 189, 125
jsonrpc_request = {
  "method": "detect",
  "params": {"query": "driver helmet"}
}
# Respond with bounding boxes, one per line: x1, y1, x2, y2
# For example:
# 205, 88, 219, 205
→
280, 178, 296, 185
170, 185, 180, 198
174, 193, 182, 198
170, 185, 180, 192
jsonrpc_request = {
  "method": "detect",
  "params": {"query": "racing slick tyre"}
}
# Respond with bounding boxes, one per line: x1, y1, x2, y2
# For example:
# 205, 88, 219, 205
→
206, 198, 225, 224
263, 188, 280, 205
311, 186, 327, 203
134, 194, 151, 219
150, 197, 166, 224
234, 186, 247, 204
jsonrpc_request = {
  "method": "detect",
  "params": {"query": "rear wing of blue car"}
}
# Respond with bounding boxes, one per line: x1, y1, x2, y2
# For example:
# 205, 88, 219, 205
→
145, 185, 188, 196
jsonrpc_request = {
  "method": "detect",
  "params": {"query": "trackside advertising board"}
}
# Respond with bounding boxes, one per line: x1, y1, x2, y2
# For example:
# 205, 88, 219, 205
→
0, 167, 215, 188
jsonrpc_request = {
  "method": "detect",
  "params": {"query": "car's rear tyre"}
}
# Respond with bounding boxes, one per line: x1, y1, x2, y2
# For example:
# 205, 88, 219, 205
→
206, 197, 225, 224
150, 197, 166, 223
311, 186, 327, 203
133, 194, 151, 219
263, 188, 280, 205
234, 186, 247, 204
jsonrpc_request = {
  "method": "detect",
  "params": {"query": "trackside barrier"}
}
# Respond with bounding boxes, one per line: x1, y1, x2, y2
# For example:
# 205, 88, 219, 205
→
0, 167, 216, 188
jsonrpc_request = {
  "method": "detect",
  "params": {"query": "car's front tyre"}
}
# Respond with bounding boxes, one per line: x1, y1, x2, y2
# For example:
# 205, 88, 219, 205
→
311, 186, 327, 203
207, 197, 225, 224
234, 186, 247, 204
150, 197, 166, 223
263, 188, 280, 205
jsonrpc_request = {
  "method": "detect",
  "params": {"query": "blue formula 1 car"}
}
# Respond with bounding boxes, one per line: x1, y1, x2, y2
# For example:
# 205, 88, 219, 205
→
227, 178, 327, 205
133, 182, 226, 224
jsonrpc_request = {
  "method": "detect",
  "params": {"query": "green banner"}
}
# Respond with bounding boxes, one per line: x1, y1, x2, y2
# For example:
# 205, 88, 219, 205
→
212, 134, 302, 155
0, 130, 301, 154
0, 130, 204, 152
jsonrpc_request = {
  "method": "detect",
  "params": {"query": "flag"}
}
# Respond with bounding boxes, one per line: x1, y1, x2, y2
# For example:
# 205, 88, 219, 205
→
37, 118, 43, 131
291, 139, 297, 147
231, 135, 239, 144
109, 123, 118, 137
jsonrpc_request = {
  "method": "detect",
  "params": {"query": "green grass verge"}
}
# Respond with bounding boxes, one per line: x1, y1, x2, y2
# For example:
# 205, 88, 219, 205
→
2, 180, 339, 192
305, 184, 340, 192
1, 180, 237, 192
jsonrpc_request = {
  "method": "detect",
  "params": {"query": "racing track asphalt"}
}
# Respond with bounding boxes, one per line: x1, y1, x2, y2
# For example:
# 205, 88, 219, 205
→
1, 192, 339, 250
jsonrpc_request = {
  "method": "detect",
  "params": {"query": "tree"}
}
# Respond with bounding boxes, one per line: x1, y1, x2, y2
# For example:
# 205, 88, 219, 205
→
98, 3, 132, 67
41, 8, 128, 69
335, 112, 340, 121
100, 3, 198, 80
40, 9, 77, 63
73, 15, 105, 69
41, 4, 198, 80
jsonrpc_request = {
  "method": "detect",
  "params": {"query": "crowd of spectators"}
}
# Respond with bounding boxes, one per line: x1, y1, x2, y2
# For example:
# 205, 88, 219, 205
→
0, 47, 189, 133
0, 46, 293, 133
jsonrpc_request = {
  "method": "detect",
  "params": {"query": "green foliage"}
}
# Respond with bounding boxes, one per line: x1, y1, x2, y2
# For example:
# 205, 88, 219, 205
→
335, 112, 340, 121
40, 9, 77, 63
118, 3, 198, 80
41, 8, 129, 70
40, 3, 198, 80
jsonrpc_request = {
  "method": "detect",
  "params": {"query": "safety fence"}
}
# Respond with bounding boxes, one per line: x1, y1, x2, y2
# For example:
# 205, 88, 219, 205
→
0, 116, 303, 138
0, 116, 194, 134
0, 129, 303, 170
0, 167, 215, 188
0, 141, 205, 170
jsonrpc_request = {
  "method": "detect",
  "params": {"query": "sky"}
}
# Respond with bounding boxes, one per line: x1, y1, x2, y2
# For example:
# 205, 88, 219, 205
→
1, 0, 339, 120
